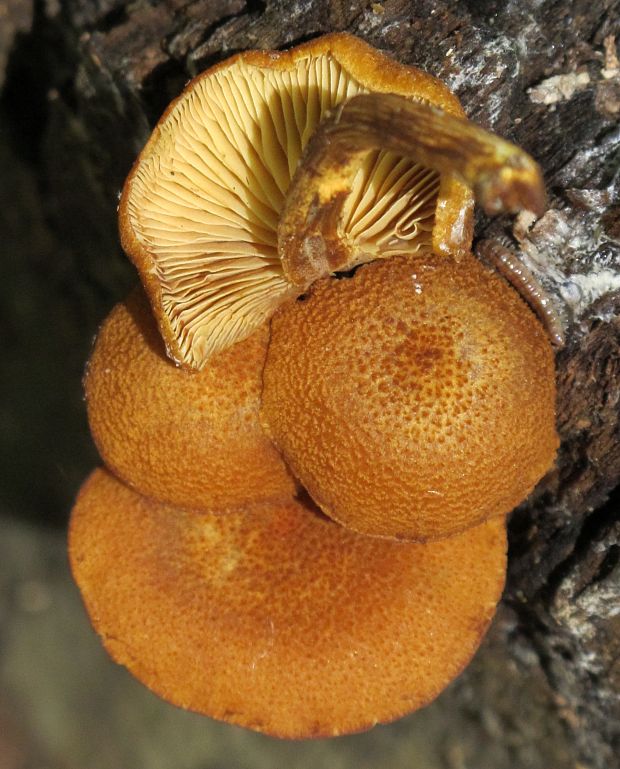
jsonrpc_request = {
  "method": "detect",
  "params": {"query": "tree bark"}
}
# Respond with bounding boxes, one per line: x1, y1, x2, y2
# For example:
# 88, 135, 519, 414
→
1, 1, 619, 767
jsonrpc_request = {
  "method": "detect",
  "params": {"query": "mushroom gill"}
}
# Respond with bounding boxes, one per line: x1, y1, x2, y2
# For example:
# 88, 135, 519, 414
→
120, 34, 469, 369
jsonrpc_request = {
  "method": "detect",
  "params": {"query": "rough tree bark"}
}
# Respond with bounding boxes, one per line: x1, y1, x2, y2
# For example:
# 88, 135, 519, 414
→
1, 1, 619, 767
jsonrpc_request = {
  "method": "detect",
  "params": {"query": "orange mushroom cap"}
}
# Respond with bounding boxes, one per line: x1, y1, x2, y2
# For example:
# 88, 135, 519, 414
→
84, 289, 296, 511
69, 468, 507, 738
261, 253, 558, 541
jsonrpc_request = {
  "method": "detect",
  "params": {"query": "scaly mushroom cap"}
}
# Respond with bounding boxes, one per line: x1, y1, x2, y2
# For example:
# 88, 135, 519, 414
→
84, 289, 295, 511
69, 468, 507, 738
261, 253, 558, 541
119, 33, 472, 369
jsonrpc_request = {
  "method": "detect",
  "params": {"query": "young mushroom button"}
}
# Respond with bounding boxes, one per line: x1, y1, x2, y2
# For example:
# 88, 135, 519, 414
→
84, 289, 296, 511
260, 252, 558, 541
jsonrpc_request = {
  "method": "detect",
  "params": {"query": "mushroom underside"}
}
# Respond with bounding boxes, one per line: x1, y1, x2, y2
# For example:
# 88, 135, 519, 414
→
122, 47, 447, 368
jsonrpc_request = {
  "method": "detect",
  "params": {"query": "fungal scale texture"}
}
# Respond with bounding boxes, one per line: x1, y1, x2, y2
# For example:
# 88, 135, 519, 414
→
261, 253, 558, 541
70, 468, 506, 738
122, 47, 440, 368
84, 290, 296, 511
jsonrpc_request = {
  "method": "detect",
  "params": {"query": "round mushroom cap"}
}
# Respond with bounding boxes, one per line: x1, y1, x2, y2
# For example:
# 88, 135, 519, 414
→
261, 253, 558, 541
84, 289, 295, 511
119, 33, 472, 369
69, 468, 507, 738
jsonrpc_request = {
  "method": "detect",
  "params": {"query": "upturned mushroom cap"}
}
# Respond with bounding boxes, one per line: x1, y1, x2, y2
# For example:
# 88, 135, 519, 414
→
69, 468, 507, 739
261, 253, 558, 541
119, 33, 472, 369
84, 289, 295, 511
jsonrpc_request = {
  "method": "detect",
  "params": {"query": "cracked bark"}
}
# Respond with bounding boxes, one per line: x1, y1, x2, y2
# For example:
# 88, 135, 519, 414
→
1, 1, 619, 767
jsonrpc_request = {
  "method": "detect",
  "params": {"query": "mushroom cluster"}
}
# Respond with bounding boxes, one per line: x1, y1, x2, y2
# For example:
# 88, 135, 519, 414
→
70, 34, 558, 738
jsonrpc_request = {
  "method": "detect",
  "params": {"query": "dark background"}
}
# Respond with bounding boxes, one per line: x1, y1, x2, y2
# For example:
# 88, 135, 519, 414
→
0, 1, 619, 767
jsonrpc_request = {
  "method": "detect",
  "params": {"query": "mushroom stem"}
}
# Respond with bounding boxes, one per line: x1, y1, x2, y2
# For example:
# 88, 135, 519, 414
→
279, 92, 546, 287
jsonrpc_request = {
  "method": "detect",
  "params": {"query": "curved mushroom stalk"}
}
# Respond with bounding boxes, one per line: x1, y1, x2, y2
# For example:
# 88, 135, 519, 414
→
279, 92, 546, 287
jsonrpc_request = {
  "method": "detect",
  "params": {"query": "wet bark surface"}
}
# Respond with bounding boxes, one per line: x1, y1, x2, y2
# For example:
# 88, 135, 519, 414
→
1, 1, 619, 767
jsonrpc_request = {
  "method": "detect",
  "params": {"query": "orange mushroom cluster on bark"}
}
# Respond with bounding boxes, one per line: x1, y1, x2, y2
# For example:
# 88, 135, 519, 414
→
70, 33, 558, 738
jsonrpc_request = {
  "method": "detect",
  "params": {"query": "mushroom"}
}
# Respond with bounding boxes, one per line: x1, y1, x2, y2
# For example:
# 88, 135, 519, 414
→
119, 32, 548, 371
70, 467, 507, 738
84, 288, 296, 511
261, 252, 558, 541
119, 32, 500, 370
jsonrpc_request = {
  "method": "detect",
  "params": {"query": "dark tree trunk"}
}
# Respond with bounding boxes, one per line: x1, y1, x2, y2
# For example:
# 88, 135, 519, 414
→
1, 1, 619, 767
